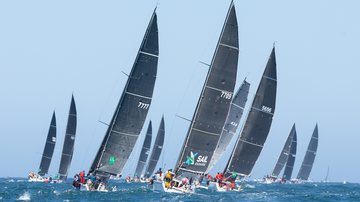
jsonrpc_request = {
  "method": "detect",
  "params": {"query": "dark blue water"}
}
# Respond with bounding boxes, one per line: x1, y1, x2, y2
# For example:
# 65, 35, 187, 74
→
0, 178, 359, 201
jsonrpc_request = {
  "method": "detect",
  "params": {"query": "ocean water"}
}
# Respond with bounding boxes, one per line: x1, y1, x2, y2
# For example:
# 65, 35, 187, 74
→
0, 178, 359, 202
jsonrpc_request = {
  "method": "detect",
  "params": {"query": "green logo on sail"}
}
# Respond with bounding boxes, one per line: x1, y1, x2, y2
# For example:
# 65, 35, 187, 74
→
109, 156, 116, 165
185, 151, 198, 165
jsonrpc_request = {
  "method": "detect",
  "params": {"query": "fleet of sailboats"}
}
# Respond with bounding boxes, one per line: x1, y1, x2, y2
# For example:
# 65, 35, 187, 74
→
27, 1, 323, 194
29, 95, 77, 183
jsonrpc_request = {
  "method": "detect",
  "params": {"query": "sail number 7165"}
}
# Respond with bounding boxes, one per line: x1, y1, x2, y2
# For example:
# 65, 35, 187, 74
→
220, 91, 232, 100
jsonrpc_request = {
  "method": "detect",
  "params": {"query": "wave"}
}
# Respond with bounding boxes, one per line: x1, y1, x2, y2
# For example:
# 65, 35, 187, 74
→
17, 192, 31, 201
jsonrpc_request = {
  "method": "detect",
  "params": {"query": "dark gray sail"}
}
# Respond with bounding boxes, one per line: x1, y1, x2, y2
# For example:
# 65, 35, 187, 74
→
58, 95, 77, 181
144, 116, 165, 178
175, 3, 238, 176
38, 112, 57, 176
89, 10, 158, 177
271, 123, 296, 177
134, 121, 152, 177
297, 124, 319, 180
282, 128, 297, 181
224, 47, 277, 177
208, 80, 250, 171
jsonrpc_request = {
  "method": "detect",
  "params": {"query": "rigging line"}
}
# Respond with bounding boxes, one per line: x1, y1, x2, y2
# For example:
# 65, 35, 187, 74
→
79, 69, 125, 171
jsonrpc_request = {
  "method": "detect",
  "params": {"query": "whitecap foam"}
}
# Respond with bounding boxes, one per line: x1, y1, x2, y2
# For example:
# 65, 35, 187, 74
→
17, 192, 31, 201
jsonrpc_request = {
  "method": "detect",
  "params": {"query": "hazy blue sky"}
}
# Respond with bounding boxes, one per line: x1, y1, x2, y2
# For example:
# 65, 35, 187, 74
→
0, 0, 359, 183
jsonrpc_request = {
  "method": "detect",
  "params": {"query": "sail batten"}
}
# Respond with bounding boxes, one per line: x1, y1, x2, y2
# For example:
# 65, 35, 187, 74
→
89, 10, 158, 177
38, 112, 57, 176
175, 3, 239, 176
224, 47, 277, 177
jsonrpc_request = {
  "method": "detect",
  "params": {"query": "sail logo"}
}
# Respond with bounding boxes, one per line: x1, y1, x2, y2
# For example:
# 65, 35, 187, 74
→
185, 151, 198, 165
109, 156, 116, 165
261, 106, 272, 113
185, 151, 208, 167
52, 137, 56, 142
70, 135, 75, 140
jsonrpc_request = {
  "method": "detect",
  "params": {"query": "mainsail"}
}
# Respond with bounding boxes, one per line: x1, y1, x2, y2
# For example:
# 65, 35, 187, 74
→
38, 111, 57, 176
144, 116, 165, 178
134, 121, 152, 177
175, 2, 238, 176
282, 128, 297, 181
271, 123, 296, 177
224, 47, 277, 177
208, 80, 250, 171
297, 124, 319, 180
58, 95, 77, 181
89, 9, 158, 177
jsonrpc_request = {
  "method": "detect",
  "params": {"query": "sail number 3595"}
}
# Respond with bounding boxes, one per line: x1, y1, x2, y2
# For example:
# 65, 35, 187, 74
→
138, 102, 150, 109
221, 91, 232, 100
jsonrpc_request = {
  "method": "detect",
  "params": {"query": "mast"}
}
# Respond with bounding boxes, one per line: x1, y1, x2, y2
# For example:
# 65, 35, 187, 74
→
144, 116, 165, 178
134, 121, 152, 177
224, 47, 277, 177
175, 2, 239, 176
282, 128, 297, 181
208, 79, 250, 171
58, 95, 77, 181
271, 123, 296, 177
38, 111, 56, 176
297, 124, 319, 180
89, 9, 159, 177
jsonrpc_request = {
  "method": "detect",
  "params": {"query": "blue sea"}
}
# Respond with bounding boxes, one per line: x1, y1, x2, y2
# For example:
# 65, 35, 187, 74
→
0, 178, 359, 201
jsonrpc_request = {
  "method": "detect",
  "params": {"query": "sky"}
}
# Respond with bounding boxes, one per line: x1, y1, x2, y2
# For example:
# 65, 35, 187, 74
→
0, 0, 359, 183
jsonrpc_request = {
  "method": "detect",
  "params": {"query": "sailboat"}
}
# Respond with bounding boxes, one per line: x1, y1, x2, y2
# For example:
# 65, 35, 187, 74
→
132, 121, 152, 182
263, 124, 296, 184
88, 8, 159, 185
296, 124, 319, 181
57, 95, 77, 182
154, 2, 239, 194
323, 166, 330, 183
208, 79, 250, 171
144, 116, 165, 179
28, 112, 57, 182
217, 46, 277, 191
282, 128, 297, 182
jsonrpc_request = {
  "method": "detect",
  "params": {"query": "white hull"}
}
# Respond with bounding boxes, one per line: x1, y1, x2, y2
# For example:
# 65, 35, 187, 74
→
208, 181, 242, 192
152, 180, 195, 194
